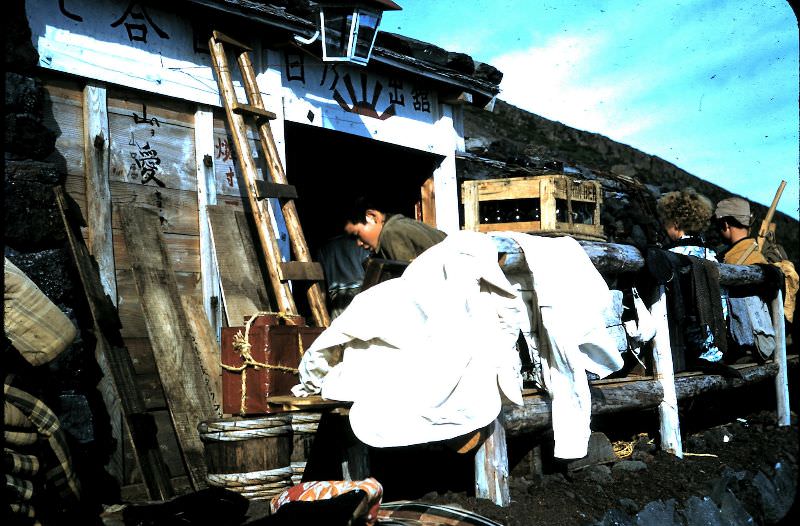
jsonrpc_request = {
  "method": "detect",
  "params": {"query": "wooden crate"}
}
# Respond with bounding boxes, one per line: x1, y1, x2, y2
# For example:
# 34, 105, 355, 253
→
461, 175, 605, 241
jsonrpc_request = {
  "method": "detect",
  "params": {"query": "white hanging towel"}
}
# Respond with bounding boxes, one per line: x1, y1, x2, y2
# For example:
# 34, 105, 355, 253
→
491, 232, 624, 459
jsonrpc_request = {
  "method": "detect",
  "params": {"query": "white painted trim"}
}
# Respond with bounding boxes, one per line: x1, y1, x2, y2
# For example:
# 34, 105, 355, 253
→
82, 82, 117, 305
650, 285, 683, 458
432, 103, 460, 234
771, 290, 790, 426
194, 106, 222, 340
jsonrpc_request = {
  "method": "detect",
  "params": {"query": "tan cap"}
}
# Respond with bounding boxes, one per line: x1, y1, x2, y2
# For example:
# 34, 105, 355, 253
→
715, 197, 752, 226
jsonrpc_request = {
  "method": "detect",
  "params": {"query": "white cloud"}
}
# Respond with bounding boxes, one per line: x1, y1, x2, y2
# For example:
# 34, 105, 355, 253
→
491, 33, 665, 142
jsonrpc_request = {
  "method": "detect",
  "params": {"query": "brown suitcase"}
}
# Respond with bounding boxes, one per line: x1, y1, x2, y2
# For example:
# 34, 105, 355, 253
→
221, 315, 323, 415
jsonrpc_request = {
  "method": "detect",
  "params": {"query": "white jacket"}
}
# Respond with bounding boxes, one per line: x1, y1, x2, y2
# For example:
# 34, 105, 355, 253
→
294, 231, 527, 447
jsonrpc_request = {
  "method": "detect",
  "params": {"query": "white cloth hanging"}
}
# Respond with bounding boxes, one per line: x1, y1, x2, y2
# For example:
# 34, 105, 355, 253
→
492, 232, 624, 459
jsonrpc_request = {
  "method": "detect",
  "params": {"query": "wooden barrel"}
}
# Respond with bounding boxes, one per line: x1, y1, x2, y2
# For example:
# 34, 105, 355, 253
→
289, 412, 321, 484
198, 415, 293, 500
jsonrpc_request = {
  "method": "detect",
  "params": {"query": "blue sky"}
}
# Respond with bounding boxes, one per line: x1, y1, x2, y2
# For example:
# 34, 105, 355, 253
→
382, 1, 799, 220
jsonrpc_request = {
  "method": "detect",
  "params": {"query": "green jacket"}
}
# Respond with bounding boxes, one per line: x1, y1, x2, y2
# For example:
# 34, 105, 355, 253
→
376, 214, 446, 262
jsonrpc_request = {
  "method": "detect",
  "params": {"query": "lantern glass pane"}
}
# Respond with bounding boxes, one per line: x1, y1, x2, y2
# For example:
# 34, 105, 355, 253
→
353, 10, 381, 62
321, 7, 354, 60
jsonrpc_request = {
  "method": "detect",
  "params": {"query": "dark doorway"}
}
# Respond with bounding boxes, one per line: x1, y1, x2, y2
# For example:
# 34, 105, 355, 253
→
284, 122, 443, 254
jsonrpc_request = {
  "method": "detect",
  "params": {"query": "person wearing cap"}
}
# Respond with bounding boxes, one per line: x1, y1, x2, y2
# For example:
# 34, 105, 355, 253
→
714, 197, 768, 265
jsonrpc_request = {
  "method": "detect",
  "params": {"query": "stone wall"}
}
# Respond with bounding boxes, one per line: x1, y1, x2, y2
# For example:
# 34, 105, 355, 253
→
463, 99, 799, 264
4, 0, 120, 516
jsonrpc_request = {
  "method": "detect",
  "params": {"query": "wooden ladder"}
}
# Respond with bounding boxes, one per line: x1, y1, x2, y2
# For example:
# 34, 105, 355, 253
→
208, 31, 330, 327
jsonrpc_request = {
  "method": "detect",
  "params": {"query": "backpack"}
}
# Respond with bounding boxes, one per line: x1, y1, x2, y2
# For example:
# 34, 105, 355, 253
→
760, 236, 798, 323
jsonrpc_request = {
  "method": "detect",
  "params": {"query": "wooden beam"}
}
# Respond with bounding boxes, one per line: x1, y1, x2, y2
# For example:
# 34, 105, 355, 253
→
491, 235, 779, 286
502, 359, 794, 436
771, 290, 790, 426
119, 206, 216, 490
474, 417, 510, 507
54, 187, 173, 500
82, 82, 116, 305
650, 285, 682, 457
194, 107, 223, 340
420, 176, 437, 227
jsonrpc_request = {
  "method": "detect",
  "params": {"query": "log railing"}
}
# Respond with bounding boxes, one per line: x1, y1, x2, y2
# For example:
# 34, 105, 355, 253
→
475, 236, 791, 506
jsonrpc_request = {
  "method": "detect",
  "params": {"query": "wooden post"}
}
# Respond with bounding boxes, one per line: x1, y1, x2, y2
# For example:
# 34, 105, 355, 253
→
462, 181, 480, 231
194, 107, 223, 340
420, 177, 437, 227
474, 417, 510, 507
431, 103, 461, 233
82, 82, 116, 305
771, 289, 790, 426
649, 285, 683, 458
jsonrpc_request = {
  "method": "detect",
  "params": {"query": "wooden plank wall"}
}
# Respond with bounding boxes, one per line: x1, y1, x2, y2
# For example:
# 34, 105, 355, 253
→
42, 75, 255, 492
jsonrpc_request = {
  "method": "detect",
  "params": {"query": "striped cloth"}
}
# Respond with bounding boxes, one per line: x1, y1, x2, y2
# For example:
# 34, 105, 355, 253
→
3, 449, 41, 477
4, 257, 77, 366
3, 384, 81, 504
271, 478, 384, 525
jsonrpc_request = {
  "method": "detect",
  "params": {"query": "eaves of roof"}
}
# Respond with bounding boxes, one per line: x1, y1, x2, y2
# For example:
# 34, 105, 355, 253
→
181, 0, 501, 104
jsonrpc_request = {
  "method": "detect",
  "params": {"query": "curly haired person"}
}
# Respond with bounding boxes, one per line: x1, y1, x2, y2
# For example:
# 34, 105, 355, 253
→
656, 188, 718, 261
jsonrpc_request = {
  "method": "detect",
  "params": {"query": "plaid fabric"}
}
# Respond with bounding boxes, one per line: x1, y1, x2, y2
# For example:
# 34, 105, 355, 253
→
3, 384, 81, 503
5, 429, 38, 446
5, 400, 34, 428
9, 502, 37, 518
4, 258, 77, 366
377, 501, 504, 526
4, 448, 40, 476
6, 473, 35, 501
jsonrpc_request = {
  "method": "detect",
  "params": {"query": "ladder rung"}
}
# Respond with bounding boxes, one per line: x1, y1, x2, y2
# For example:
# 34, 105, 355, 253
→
211, 30, 252, 51
279, 262, 325, 282
233, 102, 277, 121
255, 180, 298, 200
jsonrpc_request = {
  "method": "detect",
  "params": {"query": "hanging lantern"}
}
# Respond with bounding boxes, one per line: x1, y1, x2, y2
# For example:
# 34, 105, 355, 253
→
317, 0, 401, 65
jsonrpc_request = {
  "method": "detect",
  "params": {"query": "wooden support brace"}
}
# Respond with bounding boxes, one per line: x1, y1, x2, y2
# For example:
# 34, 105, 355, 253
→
232, 102, 277, 122
474, 417, 510, 507
771, 289, 790, 426
649, 285, 683, 458
255, 180, 299, 200
279, 261, 325, 282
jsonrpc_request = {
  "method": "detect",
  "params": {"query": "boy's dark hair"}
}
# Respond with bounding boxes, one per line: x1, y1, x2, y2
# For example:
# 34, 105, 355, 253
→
343, 195, 383, 225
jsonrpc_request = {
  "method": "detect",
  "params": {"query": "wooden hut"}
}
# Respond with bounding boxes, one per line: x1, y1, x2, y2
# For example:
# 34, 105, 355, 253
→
23, 0, 501, 500
13, 0, 795, 511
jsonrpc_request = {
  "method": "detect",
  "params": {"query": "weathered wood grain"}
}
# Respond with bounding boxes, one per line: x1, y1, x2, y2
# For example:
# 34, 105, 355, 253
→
502, 359, 794, 437
194, 106, 224, 339
119, 205, 216, 490
82, 82, 117, 305
182, 295, 223, 417
207, 205, 272, 326
55, 187, 174, 500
